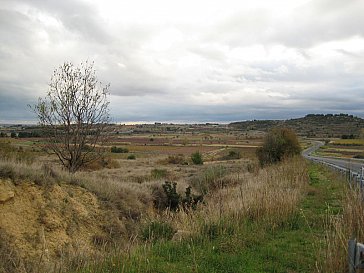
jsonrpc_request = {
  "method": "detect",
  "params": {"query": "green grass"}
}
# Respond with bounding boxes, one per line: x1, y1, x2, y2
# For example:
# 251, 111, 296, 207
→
77, 163, 345, 273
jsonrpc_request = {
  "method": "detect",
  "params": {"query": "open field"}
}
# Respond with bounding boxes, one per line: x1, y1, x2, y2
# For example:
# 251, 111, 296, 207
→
1, 126, 363, 272
314, 138, 364, 159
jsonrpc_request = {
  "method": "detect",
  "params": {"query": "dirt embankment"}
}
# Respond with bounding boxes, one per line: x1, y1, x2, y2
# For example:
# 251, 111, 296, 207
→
0, 179, 114, 272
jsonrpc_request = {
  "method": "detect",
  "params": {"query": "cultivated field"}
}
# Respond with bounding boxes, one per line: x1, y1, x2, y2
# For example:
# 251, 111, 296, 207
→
314, 138, 364, 159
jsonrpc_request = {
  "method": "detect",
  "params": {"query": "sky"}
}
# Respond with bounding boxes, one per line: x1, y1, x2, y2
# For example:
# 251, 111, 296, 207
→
0, 0, 364, 124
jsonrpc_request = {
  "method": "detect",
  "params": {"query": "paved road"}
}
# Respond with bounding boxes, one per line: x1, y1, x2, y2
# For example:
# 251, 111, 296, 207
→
303, 141, 364, 175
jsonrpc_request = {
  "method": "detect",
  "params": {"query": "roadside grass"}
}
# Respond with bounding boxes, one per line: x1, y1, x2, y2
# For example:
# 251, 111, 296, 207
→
75, 160, 347, 273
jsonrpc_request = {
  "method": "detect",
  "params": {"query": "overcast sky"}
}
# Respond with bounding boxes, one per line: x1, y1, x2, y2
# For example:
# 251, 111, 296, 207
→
1, 0, 364, 123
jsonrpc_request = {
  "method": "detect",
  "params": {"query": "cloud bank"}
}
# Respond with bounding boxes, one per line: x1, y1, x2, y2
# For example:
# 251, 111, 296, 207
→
1, 0, 364, 123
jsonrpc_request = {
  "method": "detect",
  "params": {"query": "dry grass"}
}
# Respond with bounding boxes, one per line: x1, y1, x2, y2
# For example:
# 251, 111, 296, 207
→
0, 139, 309, 273
321, 186, 364, 272
158, 157, 308, 237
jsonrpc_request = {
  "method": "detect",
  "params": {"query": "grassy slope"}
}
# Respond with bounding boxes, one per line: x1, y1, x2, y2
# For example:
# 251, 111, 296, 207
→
79, 163, 345, 273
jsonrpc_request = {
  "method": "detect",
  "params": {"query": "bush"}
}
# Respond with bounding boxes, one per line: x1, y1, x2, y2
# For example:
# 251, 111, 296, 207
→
162, 181, 180, 211
110, 146, 129, 153
141, 221, 175, 242
127, 154, 136, 160
256, 128, 301, 166
191, 151, 203, 165
161, 181, 203, 212
166, 154, 185, 164
221, 150, 241, 160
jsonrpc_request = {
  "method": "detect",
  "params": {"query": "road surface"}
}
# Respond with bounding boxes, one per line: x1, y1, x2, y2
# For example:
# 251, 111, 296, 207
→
302, 141, 364, 175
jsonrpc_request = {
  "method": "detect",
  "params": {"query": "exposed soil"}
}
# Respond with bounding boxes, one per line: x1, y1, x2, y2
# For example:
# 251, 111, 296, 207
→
0, 179, 109, 272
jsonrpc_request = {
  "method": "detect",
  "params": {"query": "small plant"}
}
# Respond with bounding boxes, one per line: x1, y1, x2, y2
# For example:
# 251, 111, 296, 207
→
151, 168, 168, 179
221, 150, 241, 160
161, 181, 203, 211
111, 146, 129, 153
182, 186, 203, 210
162, 181, 180, 211
141, 221, 175, 242
127, 154, 136, 160
191, 151, 203, 165
167, 154, 185, 164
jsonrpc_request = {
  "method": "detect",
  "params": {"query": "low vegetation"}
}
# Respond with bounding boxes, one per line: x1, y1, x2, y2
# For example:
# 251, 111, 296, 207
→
110, 146, 129, 153
191, 151, 203, 165
1, 124, 362, 272
256, 128, 301, 166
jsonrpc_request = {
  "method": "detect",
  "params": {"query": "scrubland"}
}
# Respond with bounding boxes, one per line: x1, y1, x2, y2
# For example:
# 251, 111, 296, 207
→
0, 133, 363, 272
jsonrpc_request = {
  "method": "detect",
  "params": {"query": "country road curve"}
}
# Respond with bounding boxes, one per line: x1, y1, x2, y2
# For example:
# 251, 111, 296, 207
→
302, 141, 364, 176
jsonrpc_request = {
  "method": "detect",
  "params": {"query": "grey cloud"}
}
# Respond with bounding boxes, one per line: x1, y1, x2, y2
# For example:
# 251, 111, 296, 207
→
200, 0, 364, 49
269, 0, 364, 48
17, 0, 112, 43
1, 0, 364, 123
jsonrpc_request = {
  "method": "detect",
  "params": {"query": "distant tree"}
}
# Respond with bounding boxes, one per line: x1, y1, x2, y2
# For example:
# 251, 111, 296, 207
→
256, 128, 301, 166
32, 61, 110, 173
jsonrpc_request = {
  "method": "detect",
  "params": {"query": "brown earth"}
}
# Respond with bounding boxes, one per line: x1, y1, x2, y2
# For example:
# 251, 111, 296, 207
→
0, 179, 110, 272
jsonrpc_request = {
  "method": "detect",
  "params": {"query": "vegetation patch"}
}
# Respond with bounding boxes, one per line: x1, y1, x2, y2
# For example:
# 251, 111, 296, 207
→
110, 146, 129, 153
191, 151, 203, 165
141, 221, 175, 242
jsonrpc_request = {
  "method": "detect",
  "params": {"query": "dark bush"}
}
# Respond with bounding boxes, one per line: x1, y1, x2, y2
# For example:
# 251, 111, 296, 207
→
221, 150, 241, 160
111, 146, 129, 153
256, 128, 301, 166
162, 181, 180, 211
191, 151, 203, 165
127, 154, 136, 160
161, 181, 204, 212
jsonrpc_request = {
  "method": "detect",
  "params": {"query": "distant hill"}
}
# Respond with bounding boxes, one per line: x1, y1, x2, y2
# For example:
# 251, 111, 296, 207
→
229, 114, 364, 138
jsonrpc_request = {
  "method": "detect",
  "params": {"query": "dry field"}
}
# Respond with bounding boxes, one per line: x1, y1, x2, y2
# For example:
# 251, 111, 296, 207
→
314, 138, 364, 159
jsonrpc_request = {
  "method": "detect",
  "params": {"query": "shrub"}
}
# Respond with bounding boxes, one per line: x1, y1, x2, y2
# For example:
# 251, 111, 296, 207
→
221, 150, 241, 160
182, 186, 204, 210
191, 151, 203, 165
110, 146, 129, 153
161, 181, 203, 212
141, 221, 175, 242
127, 154, 136, 160
166, 154, 185, 164
162, 181, 180, 211
256, 128, 301, 166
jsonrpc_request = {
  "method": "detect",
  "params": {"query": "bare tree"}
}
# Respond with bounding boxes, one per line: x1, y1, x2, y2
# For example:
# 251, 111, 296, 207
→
33, 61, 110, 172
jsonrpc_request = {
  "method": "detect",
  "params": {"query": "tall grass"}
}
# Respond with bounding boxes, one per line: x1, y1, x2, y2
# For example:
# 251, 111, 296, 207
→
75, 156, 310, 273
321, 185, 364, 272
169, 156, 308, 235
